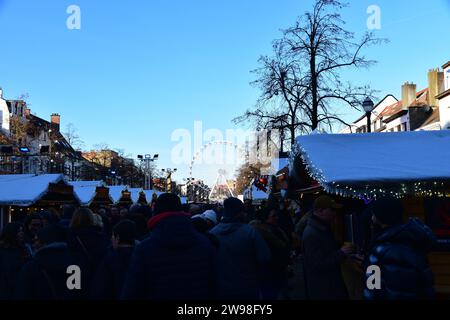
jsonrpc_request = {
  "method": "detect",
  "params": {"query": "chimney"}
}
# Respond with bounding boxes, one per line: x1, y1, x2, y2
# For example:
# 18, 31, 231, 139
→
401, 82, 416, 108
51, 113, 60, 131
428, 69, 444, 107
0, 87, 3, 99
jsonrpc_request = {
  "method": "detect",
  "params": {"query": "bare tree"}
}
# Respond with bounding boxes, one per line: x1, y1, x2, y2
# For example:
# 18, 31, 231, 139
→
235, 0, 386, 145
63, 123, 85, 151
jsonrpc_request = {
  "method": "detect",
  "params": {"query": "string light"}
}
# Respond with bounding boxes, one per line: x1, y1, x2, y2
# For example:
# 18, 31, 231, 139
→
291, 143, 449, 199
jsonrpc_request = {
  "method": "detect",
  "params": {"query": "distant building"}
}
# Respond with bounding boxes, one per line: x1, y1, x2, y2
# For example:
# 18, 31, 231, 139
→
0, 88, 89, 178
341, 64, 447, 133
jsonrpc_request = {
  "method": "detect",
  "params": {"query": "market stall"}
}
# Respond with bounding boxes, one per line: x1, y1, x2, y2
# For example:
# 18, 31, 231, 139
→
68, 180, 113, 210
288, 130, 450, 297
0, 174, 79, 227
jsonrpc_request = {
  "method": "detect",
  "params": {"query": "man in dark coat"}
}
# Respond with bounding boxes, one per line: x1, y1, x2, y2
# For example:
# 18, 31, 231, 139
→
121, 193, 218, 300
14, 225, 81, 300
364, 198, 437, 300
209, 197, 271, 300
91, 219, 137, 299
302, 196, 352, 300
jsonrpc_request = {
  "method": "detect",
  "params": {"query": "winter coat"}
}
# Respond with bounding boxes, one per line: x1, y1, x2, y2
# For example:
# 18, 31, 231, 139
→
66, 226, 110, 297
90, 246, 135, 299
250, 221, 290, 281
364, 218, 437, 300
302, 215, 349, 300
121, 212, 218, 300
13, 242, 81, 300
209, 222, 271, 300
0, 246, 31, 299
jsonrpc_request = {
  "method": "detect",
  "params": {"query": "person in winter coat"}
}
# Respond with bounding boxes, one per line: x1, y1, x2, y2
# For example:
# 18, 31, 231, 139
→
14, 225, 81, 300
0, 223, 32, 299
66, 207, 109, 298
91, 220, 137, 299
121, 193, 218, 300
250, 208, 291, 299
302, 196, 353, 300
209, 197, 271, 300
23, 213, 43, 251
364, 197, 437, 300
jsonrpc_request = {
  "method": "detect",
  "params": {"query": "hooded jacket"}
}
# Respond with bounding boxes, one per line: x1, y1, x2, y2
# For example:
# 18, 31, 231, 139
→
364, 218, 437, 300
209, 222, 271, 300
121, 212, 218, 300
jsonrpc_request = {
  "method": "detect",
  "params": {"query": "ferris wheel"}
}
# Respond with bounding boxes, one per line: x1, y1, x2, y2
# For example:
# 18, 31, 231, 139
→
187, 140, 245, 202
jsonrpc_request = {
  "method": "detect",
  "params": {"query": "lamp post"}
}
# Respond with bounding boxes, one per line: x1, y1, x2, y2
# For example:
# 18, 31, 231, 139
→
362, 97, 374, 133
137, 154, 159, 190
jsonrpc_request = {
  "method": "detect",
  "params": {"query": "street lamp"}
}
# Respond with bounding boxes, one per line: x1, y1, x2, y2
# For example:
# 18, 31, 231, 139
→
137, 154, 159, 190
362, 97, 374, 133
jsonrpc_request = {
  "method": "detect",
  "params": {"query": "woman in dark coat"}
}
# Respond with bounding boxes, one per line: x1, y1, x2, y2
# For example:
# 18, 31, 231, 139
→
66, 207, 110, 298
0, 223, 32, 299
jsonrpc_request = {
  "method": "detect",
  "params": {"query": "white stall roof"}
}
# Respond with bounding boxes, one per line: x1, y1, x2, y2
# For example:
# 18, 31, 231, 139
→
0, 174, 65, 206
128, 188, 144, 203
294, 130, 450, 197
108, 185, 128, 203
68, 181, 104, 206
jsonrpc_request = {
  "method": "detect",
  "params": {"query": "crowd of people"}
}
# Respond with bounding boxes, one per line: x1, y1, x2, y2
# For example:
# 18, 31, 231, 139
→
0, 193, 439, 300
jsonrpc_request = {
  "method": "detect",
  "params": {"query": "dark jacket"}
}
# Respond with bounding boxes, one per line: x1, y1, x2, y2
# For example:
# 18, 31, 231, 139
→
209, 222, 271, 300
90, 246, 135, 299
13, 242, 81, 300
66, 226, 110, 297
121, 212, 218, 300
302, 215, 349, 300
364, 218, 437, 300
250, 221, 290, 281
0, 246, 31, 299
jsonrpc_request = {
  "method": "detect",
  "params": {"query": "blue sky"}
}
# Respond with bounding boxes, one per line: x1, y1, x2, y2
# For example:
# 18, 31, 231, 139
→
1, 0, 449, 186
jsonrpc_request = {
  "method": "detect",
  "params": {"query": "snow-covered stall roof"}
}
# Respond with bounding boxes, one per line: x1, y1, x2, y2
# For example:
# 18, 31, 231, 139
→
68, 181, 104, 206
0, 174, 65, 206
108, 186, 128, 204
128, 188, 144, 203
293, 130, 450, 198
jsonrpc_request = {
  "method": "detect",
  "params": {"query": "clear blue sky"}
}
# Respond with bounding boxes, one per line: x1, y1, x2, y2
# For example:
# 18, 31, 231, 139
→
1, 0, 449, 186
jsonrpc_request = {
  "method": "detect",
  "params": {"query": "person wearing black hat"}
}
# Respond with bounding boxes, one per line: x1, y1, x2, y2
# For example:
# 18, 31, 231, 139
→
364, 197, 437, 300
209, 197, 271, 300
302, 195, 352, 300
14, 225, 81, 300
121, 193, 218, 299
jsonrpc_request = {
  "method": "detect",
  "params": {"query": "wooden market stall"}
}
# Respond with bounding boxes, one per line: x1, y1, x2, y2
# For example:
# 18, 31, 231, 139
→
286, 130, 450, 297
0, 174, 80, 227
68, 180, 113, 211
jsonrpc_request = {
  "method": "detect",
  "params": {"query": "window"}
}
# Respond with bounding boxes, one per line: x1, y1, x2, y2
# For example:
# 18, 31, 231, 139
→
402, 122, 408, 131
397, 124, 402, 132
